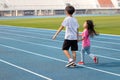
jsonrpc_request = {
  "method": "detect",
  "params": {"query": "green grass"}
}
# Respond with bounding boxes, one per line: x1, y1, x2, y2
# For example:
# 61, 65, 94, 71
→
0, 16, 120, 35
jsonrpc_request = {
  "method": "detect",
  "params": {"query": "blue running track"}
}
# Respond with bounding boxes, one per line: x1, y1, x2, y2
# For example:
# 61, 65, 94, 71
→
0, 25, 120, 80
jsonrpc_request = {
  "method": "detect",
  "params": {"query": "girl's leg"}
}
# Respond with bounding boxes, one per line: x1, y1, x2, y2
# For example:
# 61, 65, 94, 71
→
89, 54, 95, 59
78, 47, 85, 65
86, 46, 98, 64
85, 46, 94, 59
81, 48, 85, 62
78, 48, 85, 65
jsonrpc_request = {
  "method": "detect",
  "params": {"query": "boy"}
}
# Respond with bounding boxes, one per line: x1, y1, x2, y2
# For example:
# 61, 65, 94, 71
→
52, 6, 79, 67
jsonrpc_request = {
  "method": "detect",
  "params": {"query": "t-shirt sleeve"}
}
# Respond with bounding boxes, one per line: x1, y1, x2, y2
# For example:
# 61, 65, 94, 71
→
82, 30, 88, 38
61, 18, 68, 27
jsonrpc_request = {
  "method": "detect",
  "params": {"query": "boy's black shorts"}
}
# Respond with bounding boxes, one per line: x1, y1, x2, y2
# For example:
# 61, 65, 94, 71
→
62, 40, 78, 51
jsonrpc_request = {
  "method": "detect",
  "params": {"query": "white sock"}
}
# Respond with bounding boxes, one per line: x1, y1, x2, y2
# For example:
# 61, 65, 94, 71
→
89, 54, 95, 59
81, 53, 84, 62
69, 58, 73, 62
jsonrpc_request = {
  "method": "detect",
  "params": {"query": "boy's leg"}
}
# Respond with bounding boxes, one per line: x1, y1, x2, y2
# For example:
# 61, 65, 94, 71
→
62, 40, 73, 62
72, 51, 76, 62
63, 50, 73, 62
63, 50, 75, 67
62, 40, 74, 67
71, 40, 78, 62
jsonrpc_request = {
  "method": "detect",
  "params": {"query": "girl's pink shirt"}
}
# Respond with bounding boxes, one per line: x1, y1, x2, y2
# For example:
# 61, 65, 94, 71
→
82, 29, 90, 47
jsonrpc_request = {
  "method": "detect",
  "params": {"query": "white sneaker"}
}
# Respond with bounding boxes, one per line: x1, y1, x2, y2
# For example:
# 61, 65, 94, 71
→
69, 63, 77, 68
65, 61, 74, 67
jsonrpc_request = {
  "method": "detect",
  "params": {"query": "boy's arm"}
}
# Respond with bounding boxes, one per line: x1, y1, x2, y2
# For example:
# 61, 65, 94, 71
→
52, 26, 64, 40
77, 28, 79, 41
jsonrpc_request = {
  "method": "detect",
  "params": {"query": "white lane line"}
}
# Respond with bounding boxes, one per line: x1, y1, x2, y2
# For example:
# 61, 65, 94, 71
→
95, 54, 120, 61
101, 34, 120, 37
0, 59, 52, 80
0, 43, 120, 77
0, 36, 120, 61
0, 26, 57, 33
0, 27, 120, 41
0, 25, 57, 32
0, 28, 119, 45
0, 31, 120, 52
93, 40, 120, 45
0, 25, 120, 37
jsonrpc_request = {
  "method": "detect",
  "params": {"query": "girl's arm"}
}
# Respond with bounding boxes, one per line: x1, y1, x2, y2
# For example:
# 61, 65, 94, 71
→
78, 32, 85, 42
52, 26, 64, 40
80, 37, 85, 41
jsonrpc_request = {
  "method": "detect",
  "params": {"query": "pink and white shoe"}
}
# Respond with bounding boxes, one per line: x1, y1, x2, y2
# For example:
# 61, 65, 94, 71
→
78, 61, 85, 65
94, 56, 98, 64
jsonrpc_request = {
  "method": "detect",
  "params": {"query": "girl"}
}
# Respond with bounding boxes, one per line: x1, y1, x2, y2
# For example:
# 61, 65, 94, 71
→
78, 20, 98, 65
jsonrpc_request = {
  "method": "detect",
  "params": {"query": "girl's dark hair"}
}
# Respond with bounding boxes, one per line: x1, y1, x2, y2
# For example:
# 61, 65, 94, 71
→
86, 20, 98, 37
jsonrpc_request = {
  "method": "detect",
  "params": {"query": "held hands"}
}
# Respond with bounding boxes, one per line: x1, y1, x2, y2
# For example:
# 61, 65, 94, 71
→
77, 39, 82, 42
79, 34, 82, 36
78, 34, 82, 42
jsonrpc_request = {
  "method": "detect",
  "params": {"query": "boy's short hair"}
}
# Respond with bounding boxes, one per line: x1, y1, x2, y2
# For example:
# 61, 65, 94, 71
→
65, 6, 75, 15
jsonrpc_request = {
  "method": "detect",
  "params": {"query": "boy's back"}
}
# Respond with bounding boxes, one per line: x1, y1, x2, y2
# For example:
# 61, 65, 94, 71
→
62, 16, 79, 40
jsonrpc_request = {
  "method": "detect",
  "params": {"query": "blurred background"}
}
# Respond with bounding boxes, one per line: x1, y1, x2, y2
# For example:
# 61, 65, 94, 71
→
0, 0, 120, 16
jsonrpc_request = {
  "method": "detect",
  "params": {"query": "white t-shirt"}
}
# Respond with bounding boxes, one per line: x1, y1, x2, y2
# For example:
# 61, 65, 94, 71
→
62, 16, 79, 40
